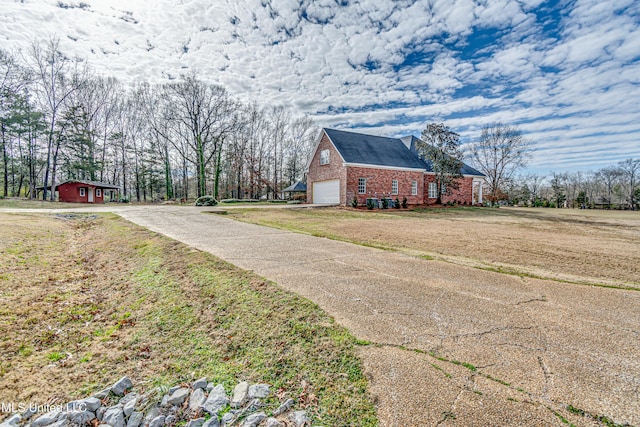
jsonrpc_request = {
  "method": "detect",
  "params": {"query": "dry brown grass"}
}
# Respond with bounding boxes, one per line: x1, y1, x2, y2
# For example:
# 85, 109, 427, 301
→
227, 206, 640, 288
0, 213, 377, 426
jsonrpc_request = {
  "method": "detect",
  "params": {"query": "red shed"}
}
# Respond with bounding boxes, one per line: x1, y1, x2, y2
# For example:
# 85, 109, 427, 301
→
38, 180, 120, 203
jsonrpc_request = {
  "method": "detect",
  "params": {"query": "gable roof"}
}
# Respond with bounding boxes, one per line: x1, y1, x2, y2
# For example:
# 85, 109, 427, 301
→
324, 128, 485, 176
324, 128, 426, 170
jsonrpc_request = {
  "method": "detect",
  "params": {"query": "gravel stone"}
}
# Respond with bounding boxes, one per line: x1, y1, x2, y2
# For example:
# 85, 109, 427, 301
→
119, 393, 138, 406
143, 408, 161, 426
188, 388, 206, 412
290, 411, 308, 427
67, 410, 95, 425
148, 415, 165, 427
263, 419, 283, 427
77, 397, 102, 412
96, 406, 106, 421
103, 407, 125, 427
93, 388, 111, 399
111, 377, 133, 396
184, 418, 205, 427
202, 417, 219, 427
31, 411, 60, 427
201, 385, 228, 415
192, 378, 208, 390
200, 395, 228, 416
165, 414, 177, 425
247, 384, 269, 399
0, 414, 21, 427
220, 412, 235, 426
126, 412, 143, 427
166, 388, 190, 407
230, 382, 248, 408
123, 398, 137, 417
272, 399, 294, 417
240, 412, 266, 427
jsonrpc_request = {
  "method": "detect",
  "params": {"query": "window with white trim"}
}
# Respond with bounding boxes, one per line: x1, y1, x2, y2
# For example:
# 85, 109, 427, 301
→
79, 187, 86, 197
319, 149, 330, 165
411, 180, 418, 196
358, 178, 366, 194
96, 189, 102, 197
428, 182, 438, 198
391, 180, 398, 195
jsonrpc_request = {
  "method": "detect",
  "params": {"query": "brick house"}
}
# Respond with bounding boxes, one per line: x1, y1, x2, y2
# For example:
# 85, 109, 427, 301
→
306, 128, 485, 206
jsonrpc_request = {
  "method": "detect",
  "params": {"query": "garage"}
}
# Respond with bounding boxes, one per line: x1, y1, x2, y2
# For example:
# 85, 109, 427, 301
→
312, 179, 340, 204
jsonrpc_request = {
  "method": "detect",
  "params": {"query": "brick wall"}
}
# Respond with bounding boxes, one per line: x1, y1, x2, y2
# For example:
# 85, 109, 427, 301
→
346, 166, 424, 206
307, 131, 478, 206
423, 174, 475, 205
306, 133, 347, 204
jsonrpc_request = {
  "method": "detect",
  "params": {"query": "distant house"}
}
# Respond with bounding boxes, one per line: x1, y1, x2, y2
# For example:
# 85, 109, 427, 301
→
38, 180, 120, 203
306, 128, 485, 206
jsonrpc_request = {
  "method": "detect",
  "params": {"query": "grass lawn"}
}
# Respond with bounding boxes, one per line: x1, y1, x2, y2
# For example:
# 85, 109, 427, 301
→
0, 212, 377, 426
226, 206, 640, 289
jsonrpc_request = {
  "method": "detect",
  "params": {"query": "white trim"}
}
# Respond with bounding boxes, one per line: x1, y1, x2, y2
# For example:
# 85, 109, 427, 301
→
424, 171, 485, 178
358, 177, 367, 194
319, 149, 330, 165
345, 162, 425, 172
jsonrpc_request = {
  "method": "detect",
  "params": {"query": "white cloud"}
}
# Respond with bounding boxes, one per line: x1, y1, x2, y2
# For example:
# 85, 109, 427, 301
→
1, 0, 638, 172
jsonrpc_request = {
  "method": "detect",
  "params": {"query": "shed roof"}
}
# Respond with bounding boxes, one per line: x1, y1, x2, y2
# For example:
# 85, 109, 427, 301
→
36, 180, 121, 190
283, 181, 307, 192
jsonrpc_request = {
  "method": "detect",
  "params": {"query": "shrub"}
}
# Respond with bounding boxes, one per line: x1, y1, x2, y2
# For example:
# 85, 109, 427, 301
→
366, 198, 376, 210
195, 195, 218, 206
381, 198, 389, 209
401, 197, 408, 209
394, 198, 400, 209
119, 197, 130, 203
351, 195, 358, 208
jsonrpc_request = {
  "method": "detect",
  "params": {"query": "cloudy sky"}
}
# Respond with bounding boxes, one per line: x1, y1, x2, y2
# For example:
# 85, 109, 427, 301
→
2, 0, 639, 173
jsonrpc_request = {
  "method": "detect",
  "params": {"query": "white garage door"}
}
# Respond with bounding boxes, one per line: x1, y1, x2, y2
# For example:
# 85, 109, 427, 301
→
313, 179, 340, 204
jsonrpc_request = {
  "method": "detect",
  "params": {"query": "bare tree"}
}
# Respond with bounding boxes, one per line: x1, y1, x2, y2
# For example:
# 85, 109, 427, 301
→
617, 158, 640, 209
524, 173, 545, 206
29, 38, 86, 200
1, 49, 32, 197
469, 123, 533, 206
161, 74, 238, 198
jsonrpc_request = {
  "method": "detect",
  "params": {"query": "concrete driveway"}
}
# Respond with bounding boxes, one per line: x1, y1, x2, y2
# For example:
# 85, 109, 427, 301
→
4, 205, 639, 426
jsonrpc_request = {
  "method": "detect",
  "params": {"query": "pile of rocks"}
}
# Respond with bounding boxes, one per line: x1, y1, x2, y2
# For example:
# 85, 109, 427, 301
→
1, 377, 311, 427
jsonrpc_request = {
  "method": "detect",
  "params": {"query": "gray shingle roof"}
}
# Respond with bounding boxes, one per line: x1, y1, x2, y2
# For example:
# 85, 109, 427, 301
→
325, 128, 485, 176
283, 181, 307, 192
325, 128, 426, 170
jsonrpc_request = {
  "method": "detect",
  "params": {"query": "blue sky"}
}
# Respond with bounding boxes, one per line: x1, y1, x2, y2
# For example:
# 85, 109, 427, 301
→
2, 0, 639, 174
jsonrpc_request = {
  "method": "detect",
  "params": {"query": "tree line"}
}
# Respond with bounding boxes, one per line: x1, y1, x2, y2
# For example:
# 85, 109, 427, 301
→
0, 39, 317, 202
507, 160, 640, 209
